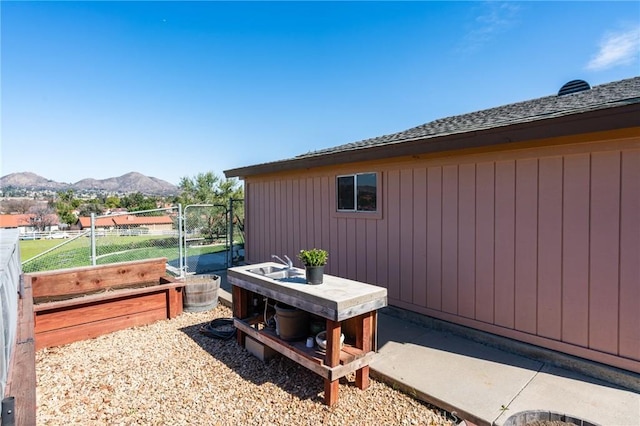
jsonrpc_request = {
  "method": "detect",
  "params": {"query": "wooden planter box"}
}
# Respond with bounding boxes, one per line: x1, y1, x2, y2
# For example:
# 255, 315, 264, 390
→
27, 258, 184, 350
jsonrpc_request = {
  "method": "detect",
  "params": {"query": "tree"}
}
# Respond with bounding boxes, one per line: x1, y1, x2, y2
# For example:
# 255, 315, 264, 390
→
54, 190, 81, 227
104, 196, 121, 209
58, 190, 75, 205
78, 201, 104, 217
28, 205, 57, 231
177, 172, 243, 206
1, 198, 36, 214
177, 172, 244, 241
120, 192, 158, 212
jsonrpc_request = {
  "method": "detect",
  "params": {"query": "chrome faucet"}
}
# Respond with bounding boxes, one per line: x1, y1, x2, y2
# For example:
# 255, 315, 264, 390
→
272, 254, 293, 269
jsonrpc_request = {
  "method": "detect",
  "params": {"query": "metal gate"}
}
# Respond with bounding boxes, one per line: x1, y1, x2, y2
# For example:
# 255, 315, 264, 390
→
229, 197, 245, 266
182, 198, 244, 276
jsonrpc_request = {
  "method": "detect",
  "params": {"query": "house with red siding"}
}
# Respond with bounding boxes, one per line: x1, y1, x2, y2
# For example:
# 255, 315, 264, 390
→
224, 77, 640, 374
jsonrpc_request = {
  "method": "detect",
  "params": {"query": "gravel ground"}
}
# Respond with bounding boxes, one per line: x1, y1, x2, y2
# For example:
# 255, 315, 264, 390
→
36, 305, 455, 426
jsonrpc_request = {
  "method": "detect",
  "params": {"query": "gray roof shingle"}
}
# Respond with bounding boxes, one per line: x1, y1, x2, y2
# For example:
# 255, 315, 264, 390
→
296, 76, 640, 159
225, 77, 639, 177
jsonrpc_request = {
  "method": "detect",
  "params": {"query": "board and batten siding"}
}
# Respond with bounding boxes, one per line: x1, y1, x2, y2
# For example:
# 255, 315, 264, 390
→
243, 135, 639, 373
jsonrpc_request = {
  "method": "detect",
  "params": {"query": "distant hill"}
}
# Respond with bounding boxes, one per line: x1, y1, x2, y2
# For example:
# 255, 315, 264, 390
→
0, 172, 179, 196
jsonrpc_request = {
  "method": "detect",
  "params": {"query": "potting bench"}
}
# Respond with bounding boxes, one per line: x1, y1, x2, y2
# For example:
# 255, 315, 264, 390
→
228, 262, 387, 406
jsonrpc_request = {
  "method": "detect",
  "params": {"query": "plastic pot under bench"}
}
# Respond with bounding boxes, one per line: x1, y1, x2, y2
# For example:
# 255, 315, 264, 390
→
228, 262, 388, 407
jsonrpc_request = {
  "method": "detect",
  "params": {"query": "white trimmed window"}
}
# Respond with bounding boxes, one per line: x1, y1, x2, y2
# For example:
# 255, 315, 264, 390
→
336, 172, 377, 212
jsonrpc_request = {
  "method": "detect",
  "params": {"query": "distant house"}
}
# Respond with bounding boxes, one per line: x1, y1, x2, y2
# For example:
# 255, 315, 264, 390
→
0, 214, 36, 233
0, 214, 60, 234
104, 208, 128, 215
111, 215, 174, 232
225, 77, 640, 373
75, 214, 174, 233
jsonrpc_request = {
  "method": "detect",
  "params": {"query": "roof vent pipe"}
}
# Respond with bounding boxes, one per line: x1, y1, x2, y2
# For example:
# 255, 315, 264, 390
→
558, 79, 591, 96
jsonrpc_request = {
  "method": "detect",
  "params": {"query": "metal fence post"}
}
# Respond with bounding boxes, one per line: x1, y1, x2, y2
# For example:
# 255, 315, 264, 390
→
228, 198, 234, 268
178, 204, 184, 278
229, 198, 244, 267
90, 213, 96, 266
183, 205, 189, 276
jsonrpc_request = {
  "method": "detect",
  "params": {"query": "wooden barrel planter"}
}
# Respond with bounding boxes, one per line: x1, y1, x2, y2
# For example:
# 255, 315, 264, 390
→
183, 274, 220, 312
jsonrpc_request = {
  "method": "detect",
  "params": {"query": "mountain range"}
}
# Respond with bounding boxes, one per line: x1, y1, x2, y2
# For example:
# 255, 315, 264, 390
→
0, 172, 179, 196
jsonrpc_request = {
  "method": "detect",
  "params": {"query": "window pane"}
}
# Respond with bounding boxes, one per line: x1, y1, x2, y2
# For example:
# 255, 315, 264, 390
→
357, 173, 377, 211
337, 176, 355, 210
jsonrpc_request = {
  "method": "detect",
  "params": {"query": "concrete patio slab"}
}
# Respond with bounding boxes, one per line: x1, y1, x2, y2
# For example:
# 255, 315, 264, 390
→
376, 311, 433, 346
370, 310, 640, 426
218, 278, 639, 426
494, 364, 640, 426
373, 312, 544, 424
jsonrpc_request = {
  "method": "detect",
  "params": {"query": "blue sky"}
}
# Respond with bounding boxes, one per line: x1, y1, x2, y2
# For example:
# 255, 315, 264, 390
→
2, 1, 639, 186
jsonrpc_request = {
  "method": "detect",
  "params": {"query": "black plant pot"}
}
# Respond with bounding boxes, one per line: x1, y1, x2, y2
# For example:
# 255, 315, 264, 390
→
305, 265, 325, 285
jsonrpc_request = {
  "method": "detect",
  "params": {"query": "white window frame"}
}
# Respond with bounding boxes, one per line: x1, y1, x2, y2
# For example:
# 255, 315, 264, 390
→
336, 172, 378, 213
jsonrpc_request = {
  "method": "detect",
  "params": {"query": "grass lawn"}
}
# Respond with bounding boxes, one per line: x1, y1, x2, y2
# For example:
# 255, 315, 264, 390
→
20, 235, 229, 273
19, 238, 87, 262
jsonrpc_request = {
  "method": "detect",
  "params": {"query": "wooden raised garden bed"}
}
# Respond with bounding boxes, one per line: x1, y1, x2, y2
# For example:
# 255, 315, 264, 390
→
26, 258, 184, 350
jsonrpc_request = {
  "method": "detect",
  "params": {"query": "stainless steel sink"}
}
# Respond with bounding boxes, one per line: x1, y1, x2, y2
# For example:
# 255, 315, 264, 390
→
264, 269, 303, 280
247, 265, 305, 283
248, 265, 287, 276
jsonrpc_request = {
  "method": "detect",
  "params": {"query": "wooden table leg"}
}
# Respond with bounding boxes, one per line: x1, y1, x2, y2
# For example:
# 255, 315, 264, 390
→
324, 319, 341, 406
355, 311, 374, 390
232, 286, 248, 345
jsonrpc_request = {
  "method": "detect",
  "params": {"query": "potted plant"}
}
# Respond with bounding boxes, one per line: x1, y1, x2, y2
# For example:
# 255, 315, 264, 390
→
297, 248, 328, 285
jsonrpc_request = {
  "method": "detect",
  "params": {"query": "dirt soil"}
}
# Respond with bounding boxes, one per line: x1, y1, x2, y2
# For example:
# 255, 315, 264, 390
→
33, 281, 161, 304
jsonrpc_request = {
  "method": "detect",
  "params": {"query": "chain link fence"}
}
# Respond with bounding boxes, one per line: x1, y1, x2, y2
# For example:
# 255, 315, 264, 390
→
229, 198, 245, 265
21, 207, 181, 274
182, 199, 244, 275
20, 200, 245, 276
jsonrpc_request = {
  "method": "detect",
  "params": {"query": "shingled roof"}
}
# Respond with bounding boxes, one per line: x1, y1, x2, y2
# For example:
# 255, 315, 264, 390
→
225, 77, 640, 178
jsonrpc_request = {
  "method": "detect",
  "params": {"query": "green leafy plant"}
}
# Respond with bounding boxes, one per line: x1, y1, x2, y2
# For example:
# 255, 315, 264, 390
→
297, 248, 328, 267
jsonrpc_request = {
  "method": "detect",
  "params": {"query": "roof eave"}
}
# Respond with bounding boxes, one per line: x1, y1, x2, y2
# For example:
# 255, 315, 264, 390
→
224, 102, 640, 179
